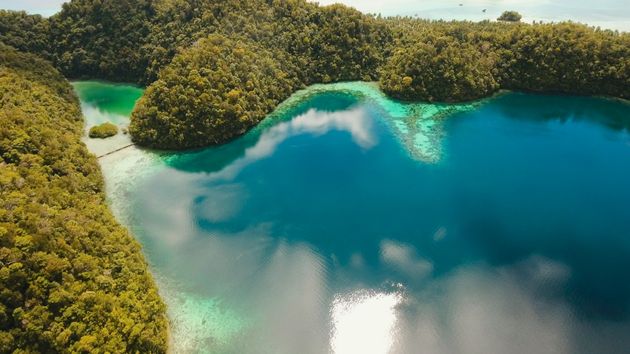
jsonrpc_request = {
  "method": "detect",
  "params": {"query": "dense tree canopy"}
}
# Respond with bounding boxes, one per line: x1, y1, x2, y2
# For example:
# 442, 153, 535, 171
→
127, 0, 392, 146
380, 19, 629, 101
10, 0, 390, 86
380, 34, 499, 102
1, 0, 624, 112
304, 4, 391, 83
89, 122, 118, 138
48, 0, 153, 82
0, 10, 49, 58
0, 44, 167, 353
498, 11, 522, 22
130, 34, 296, 149
497, 23, 630, 97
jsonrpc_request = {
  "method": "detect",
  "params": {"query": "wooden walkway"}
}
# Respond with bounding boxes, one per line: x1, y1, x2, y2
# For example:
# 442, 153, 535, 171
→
97, 143, 135, 159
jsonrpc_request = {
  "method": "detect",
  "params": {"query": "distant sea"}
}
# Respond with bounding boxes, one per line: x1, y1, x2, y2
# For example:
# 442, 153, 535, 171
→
317, 0, 630, 31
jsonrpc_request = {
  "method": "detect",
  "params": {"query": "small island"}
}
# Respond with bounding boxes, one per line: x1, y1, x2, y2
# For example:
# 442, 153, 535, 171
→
88, 122, 118, 139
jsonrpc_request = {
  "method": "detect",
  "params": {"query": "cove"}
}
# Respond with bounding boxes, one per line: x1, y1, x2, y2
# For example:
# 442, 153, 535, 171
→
74, 81, 630, 354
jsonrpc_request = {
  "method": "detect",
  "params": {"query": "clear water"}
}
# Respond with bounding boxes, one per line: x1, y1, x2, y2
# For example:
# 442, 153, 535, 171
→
72, 81, 144, 157
74, 82, 630, 354
73, 80, 143, 122
3, 0, 629, 31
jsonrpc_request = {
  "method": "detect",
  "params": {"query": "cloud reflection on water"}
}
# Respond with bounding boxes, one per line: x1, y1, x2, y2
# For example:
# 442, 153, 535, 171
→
331, 290, 402, 354
143, 191, 630, 354
392, 256, 630, 354
131, 105, 630, 354
80, 102, 130, 127
136, 107, 377, 352
380, 240, 434, 280
204, 107, 376, 181
137, 106, 376, 247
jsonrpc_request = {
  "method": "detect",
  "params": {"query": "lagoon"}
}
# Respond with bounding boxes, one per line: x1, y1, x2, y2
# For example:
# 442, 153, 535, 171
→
74, 81, 630, 354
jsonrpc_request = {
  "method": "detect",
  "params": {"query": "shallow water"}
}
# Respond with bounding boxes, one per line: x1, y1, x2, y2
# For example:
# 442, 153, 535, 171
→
73, 81, 143, 157
74, 82, 630, 354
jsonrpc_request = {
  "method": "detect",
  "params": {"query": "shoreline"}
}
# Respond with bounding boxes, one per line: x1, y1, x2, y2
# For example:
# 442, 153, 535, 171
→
77, 79, 630, 353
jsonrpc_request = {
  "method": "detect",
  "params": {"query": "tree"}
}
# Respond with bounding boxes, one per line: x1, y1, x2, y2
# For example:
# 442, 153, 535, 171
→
498, 11, 523, 22
380, 37, 499, 102
130, 34, 296, 149
89, 122, 118, 138
0, 43, 167, 353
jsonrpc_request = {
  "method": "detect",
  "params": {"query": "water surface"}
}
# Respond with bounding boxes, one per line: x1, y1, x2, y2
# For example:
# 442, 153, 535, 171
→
73, 81, 143, 157
316, 0, 630, 31
74, 82, 630, 354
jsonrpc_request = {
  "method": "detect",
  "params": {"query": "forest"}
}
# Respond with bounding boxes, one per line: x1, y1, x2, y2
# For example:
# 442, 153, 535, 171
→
381, 19, 629, 102
0, 0, 629, 351
2, 1, 628, 149
0, 44, 167, 352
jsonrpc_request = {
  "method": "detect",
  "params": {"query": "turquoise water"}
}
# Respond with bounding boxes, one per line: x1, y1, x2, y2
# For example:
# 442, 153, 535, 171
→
75, 82, 630, 353
72, 81, 143, 119
3, 0, 629, 31
72, 81, 144, 157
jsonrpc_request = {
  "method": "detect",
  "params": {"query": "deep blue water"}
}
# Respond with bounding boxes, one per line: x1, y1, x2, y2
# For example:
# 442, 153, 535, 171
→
129, 91, 630, 353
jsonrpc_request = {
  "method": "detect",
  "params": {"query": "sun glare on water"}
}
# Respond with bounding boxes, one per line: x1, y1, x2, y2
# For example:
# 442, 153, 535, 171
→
331, 290, 403, 354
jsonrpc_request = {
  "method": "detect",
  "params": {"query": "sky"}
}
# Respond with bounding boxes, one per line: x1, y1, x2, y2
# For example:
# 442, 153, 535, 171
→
0, 0, 65, 16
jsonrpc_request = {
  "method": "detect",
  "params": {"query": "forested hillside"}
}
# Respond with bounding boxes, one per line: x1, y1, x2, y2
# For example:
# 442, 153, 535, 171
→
380, 19, 630, 102
129, 34, 298, 148
0, 10, 49, 57
1, 0, 627, 149
0, 44, 167, 353
129, 1, 391, 148
135, 6, 628, 147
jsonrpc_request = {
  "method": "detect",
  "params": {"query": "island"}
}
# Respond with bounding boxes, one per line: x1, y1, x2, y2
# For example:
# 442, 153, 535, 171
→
0, 0, 628, 352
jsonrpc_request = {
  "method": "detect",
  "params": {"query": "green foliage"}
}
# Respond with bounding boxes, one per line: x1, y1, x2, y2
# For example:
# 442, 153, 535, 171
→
130, 34, 295, 149
498, 11, 523, 22
0, 42, 75, 103
0, 10, 50, 58
379, 20, 630, 101
129, 0, 391, 147
303, 4, 391, 83
88, 122, 118, 138
380, 36, 499, 102
496, 23, 630, 97
12, 0, 390, 86
0, 44, 167, 353
48, 0, 153, 82
137, 0, 390, 84
130, 1, 627, 146
1, 0, 627, 105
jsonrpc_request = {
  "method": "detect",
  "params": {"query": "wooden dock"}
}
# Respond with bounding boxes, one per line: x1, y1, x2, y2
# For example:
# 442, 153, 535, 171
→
97, 143, 135, 159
